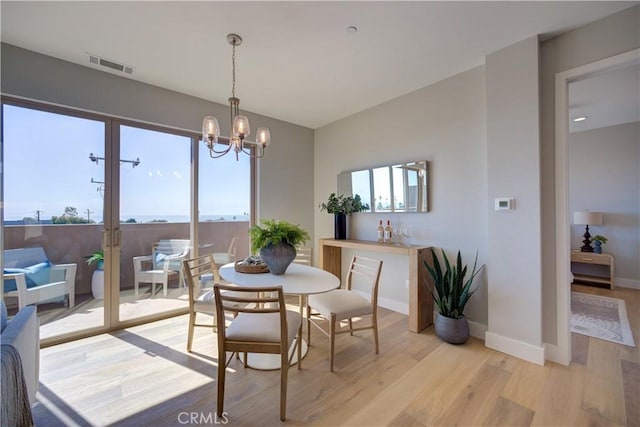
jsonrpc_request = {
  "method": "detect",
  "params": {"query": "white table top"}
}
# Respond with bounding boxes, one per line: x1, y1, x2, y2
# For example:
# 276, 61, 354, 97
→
219, 262, 339, 295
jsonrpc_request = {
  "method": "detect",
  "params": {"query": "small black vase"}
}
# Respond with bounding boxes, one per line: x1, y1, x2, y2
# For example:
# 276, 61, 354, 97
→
260, 243, 296, 275
334, 213, 347, 240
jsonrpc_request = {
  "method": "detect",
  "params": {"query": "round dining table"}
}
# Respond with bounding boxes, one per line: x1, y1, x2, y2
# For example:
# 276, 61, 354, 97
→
219, 262, 339, 369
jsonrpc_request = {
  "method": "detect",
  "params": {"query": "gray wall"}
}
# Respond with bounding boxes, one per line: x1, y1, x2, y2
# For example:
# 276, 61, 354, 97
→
314, 66, 488, 325
486, 36, 542, 348
540, 5, 640, 344
0, 43, 316, 243
569, 122, 640, 284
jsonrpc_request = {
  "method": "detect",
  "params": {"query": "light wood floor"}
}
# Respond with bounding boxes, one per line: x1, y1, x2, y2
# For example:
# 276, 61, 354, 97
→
32, 286, 639, 426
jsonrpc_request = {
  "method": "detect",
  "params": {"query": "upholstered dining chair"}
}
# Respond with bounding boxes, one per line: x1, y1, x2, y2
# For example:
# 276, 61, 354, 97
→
182, 254, 219, 352
306, 255, 383, 372
293, 247, 313, 266
214, 284, 301, 421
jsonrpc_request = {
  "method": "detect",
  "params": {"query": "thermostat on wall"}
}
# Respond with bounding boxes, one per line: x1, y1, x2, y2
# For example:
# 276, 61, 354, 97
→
494, 197, 514, 211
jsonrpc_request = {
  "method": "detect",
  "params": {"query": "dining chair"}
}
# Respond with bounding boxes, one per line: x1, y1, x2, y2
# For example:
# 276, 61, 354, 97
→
182, 254, 220, 352
212, 237, 238, 266
293, 246, 313, 266
214, 284, 301, 421
306, 255, 383, 372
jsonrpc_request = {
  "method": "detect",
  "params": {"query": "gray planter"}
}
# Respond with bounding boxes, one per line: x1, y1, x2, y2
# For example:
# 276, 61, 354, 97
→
434, 312, 470, 344
260, 243, 296, 275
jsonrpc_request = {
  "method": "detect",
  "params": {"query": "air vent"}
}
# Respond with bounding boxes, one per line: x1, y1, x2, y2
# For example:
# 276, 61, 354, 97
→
87, 54, 133, 75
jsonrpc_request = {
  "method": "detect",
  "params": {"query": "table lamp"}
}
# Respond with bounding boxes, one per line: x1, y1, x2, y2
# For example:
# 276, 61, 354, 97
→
573, 211, 603, 252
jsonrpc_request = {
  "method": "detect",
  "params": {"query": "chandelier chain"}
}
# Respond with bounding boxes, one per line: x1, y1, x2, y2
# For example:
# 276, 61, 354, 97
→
231, 43, 236, 99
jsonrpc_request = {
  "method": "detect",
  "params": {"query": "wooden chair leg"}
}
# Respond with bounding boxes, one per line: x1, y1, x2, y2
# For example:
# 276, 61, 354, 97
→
187, 312, 195, 352
216, 351, 226, 417
280, 349, 288, 421
348, 318, 354, 336
330, 314, 337, 372
297, 330, 302, 370
373, 313, 379, 354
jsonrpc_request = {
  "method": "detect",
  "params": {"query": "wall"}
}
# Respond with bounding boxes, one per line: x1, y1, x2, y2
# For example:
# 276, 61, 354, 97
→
314, 66, 488, 326
569, 122, 640, 286
0, 43, 316, 242
485, 36, 543, 363
540, 5, 640, 344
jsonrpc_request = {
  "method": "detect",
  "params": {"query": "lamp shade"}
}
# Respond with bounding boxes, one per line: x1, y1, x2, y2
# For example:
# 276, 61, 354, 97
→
573, 211, 603, 225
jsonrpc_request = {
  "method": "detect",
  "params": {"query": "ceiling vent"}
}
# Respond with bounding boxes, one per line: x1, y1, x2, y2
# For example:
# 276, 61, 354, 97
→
88, 54, 133, 75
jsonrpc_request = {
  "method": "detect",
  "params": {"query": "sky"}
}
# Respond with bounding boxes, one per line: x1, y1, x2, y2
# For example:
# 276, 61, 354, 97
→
3, 104, 250, 223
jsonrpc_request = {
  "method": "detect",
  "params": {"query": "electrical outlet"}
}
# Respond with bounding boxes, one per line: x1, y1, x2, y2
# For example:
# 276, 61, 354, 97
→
405, 279, 410, 289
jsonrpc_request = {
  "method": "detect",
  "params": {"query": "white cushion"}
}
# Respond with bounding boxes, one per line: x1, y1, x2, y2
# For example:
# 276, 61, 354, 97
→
226, 310, 301, 347
193, 289, 216, 314
309, 289, 372, 322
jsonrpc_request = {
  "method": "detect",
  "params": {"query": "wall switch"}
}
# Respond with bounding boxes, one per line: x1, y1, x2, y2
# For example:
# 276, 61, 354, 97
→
405, 279, 410, 289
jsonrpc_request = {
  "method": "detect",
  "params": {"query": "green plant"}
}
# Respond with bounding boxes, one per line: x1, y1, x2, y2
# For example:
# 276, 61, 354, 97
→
592, 234, 608, 244
249, 219, 310, 254
319, 193, 369, 215
424, 248, 484, 319
84, 250, 104, 268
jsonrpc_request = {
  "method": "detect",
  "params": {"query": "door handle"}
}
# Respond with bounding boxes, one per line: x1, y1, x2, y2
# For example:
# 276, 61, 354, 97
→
102, 230, 110, 248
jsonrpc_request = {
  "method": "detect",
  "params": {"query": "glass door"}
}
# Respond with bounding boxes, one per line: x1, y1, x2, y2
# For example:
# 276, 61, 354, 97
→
117, 124, 192, 323
2, 102, 108, 341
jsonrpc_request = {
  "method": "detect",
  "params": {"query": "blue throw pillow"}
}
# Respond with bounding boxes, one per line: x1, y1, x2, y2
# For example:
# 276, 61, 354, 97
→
4, 261, 51, 292
154, 252, 167, 269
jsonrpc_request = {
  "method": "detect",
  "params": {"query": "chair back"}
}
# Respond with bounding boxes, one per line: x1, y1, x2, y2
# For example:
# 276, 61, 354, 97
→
153, 239, 191, 269
293, 247, 313, 266
214, 284, 288, 353
226, 237, 238, 261
183, 254, 218, 305
346, 255, 383, 309
4, 247, 49, 268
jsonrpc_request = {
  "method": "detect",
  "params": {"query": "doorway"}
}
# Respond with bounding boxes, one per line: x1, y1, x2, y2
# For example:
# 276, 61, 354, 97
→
555, 48, 640, 364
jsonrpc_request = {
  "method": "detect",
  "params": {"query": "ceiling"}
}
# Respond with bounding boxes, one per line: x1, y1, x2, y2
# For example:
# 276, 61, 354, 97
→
569, 63, 640, 133
1, 1, 637, 129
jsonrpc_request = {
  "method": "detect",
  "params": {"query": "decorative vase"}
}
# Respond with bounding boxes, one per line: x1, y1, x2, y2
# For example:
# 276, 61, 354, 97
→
91, 269, 104, 300
260, 243, 296, 275
434, 312, 470, 344
594, 241, 602, 254
334, 213, 347, 240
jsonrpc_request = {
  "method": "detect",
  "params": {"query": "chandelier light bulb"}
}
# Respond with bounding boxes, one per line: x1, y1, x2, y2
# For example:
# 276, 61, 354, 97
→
256, 127, 271, 146
233, 115, 250, 139
202, 116, 220, 146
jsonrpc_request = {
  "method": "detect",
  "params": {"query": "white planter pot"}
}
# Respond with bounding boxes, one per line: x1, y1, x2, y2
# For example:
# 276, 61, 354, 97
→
91, 269, 104, 300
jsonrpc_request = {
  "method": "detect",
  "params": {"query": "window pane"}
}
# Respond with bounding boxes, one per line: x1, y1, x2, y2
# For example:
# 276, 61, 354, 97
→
3, 104, 106, 339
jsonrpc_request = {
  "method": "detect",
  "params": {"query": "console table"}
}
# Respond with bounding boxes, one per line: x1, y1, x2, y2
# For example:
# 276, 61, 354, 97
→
570, 250, 615, 289
318, 238, 434, 333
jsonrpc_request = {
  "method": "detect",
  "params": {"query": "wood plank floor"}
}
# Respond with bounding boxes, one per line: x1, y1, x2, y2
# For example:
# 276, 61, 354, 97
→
32, 286, 639, 426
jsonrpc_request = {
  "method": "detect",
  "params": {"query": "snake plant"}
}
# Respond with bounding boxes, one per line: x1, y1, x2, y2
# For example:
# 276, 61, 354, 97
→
424, 248, 484, 319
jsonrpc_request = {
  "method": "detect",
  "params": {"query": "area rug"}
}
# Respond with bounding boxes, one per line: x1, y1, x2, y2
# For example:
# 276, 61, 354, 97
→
571, 292, 635, 347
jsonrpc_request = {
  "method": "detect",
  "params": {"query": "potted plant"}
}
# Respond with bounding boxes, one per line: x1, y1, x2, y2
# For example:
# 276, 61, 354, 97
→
249, 219, 310, 275
319, 193, 370, 239
84, 250, 104, 300
591, 234, 607, 254
424, 248, 484, 344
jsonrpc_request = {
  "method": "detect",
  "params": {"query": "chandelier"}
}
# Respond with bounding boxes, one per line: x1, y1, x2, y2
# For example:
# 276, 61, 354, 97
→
202, 33, 271, 160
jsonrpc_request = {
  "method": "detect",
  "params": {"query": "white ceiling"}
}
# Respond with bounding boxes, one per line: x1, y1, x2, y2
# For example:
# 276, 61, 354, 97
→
1, 1, 637, 129
569, 63, 640, 133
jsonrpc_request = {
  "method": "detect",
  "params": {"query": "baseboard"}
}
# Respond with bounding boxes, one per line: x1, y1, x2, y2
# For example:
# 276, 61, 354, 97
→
485, 331, 545, 366
616, 277, 640, 290
543, 343, 570, 366
468, 319, 488, 340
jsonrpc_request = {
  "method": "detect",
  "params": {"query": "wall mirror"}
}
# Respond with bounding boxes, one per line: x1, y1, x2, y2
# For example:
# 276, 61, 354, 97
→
337, 161, 429, 213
